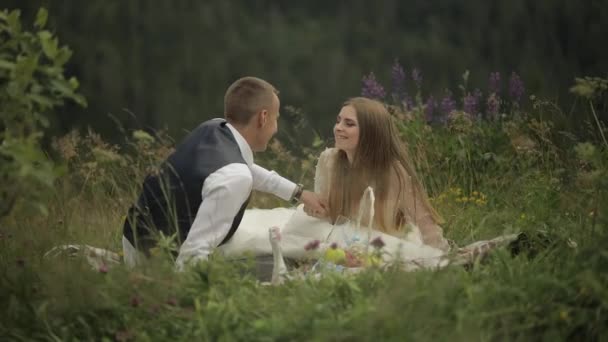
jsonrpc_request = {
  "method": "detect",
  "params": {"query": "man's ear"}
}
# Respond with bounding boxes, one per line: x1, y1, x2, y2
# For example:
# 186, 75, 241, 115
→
258, 109, 268, 127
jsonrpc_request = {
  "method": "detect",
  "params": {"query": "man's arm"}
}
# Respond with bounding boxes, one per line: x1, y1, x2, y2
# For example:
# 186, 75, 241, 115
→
175, 163, 252, 269
250, 163, 296, 201
250, 163, 327, 216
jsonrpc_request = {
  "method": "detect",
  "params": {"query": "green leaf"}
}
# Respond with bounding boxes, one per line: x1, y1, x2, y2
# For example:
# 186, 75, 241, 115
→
6, 9, 21, 34
54, 46, 73, 67
34, 8, 48, 29
73, 93, 87, 107
0, 59, 15, 71
68, 76, 79, 90
27, 93, 56, 109
38, 30, 58, 59
49, 78, 75, 97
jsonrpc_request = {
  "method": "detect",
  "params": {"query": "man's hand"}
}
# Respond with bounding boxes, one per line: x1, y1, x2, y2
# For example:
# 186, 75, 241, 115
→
299, 190, 328, 218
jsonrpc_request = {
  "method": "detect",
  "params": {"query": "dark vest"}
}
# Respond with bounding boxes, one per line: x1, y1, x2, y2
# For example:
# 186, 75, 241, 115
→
123, 119, 250, 255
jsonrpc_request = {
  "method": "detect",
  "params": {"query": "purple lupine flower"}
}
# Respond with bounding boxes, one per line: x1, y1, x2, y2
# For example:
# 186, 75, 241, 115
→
370, 237, 385, 249
463, 88, 483, 116
508, 72, 525, 104
402, 95, 415, 111
489, 72, 501, 94
411, 68, 423, 88
486, 93, 500, 118
440, 91, 456, 115
425, 96, 438, 123
361, 72, 386, 100
304, 239, 321, 251
391, 60, 406, 102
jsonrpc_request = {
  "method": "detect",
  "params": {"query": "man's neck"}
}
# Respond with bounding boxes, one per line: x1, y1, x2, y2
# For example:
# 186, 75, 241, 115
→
228, 122, 255, 148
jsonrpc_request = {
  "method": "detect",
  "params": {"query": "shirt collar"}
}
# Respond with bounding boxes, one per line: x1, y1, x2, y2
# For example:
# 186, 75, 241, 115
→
225, 121, 254, 167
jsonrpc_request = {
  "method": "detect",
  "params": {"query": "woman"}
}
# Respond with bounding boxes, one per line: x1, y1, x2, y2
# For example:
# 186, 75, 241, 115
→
220, 97, 451, 261
307, 97, 450, 251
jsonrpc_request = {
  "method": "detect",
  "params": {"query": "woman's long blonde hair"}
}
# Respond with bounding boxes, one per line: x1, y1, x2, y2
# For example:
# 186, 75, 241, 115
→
328, 97, 443, 232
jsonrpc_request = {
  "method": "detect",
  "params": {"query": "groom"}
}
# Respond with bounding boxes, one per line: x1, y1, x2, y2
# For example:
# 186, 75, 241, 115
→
122, 76, 326, 268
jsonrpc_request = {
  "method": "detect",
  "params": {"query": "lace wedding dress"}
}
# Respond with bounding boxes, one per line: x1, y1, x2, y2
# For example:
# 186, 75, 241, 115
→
219, 148, 519, 272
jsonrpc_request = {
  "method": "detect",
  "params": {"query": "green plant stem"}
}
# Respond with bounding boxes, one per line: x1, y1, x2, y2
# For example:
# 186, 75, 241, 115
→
589, 101, 608, 149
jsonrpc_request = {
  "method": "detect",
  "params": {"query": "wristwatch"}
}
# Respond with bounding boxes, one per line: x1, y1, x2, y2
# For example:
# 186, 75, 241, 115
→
290, 183, 304, 204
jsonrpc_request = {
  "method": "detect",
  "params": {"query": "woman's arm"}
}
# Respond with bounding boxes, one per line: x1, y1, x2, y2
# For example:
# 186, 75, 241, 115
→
313, 148, 336, 198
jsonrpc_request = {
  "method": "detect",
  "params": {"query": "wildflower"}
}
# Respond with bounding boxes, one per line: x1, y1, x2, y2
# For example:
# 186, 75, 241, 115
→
391, 59, 406, 102
304, 239, 321, 251
488, 71, 501, 94
99, 263, 109, 274
361, 72, 386, 100
463, 89, 483, 116
411, 68, 423, 88
440, 91, 456, 115
402, 95, 414, 111
115, 329, 135, 342
425, 96, 439, 123
130, 295, 141, 308
508, 72, 525, 104
52, 130, 79, 161
370, 236, 385, 249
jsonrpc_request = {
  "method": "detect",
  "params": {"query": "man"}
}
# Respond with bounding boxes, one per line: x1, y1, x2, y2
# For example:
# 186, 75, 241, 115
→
122, 76, 326, 268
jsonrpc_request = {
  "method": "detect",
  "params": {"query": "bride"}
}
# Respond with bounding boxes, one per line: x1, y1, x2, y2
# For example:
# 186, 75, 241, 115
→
219, 97, 457, 268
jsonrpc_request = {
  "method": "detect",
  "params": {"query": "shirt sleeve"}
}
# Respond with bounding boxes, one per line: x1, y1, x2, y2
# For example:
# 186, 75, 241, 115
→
175, 163, 252, 269
250, 163, 297, 201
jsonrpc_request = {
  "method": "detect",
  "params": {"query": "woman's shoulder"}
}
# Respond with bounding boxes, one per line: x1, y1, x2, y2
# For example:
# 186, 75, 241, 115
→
317, 147, 339, 164
319, 147, 339, 158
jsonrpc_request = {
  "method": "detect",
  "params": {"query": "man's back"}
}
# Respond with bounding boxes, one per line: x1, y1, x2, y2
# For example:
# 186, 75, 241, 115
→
122, 119, 247, 253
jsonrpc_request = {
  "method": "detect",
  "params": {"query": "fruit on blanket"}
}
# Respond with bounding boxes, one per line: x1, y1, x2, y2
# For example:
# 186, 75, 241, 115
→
324, 243, 346, 264
344, 250, 364, 267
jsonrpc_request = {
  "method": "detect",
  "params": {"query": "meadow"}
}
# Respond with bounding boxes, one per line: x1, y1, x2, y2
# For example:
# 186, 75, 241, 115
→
2, 8, 608, 341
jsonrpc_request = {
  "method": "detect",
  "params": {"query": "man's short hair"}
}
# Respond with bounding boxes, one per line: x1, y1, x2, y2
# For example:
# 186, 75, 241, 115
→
224, 77, 278, 125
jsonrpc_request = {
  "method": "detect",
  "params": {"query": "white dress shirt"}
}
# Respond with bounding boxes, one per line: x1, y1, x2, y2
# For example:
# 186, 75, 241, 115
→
174, 121, 297, 268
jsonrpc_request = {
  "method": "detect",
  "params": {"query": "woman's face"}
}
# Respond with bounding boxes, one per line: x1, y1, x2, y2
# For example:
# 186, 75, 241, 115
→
334, 105, 360, 156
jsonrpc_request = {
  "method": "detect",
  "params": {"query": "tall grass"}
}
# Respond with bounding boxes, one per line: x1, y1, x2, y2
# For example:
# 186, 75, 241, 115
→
2, 97, 607, 340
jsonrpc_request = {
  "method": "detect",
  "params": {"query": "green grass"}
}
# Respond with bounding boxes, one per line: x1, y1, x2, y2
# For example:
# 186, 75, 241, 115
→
2, 115, 607, 341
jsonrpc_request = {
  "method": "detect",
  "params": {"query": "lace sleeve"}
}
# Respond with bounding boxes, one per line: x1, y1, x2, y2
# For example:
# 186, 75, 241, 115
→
314, 148, 336, 198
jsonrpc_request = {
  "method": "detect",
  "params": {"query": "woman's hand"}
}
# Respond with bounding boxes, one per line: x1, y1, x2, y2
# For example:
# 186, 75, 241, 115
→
300, 190, 328, 218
